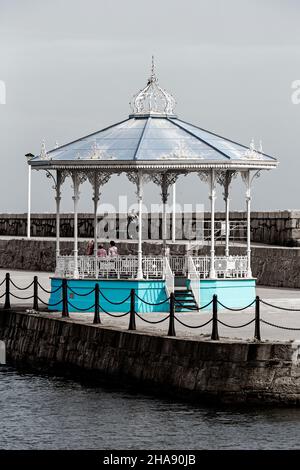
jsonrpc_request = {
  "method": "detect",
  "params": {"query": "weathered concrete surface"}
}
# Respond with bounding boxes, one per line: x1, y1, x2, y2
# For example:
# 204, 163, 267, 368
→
0, 310, 299, 405
2, 210, 300, 245
1, 238, 300, 289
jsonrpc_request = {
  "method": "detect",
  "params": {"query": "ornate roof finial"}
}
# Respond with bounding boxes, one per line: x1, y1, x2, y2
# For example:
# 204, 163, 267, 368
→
40, 140, 49, 160
130, 57, 176, 117
244, 138, 264, 160
150, 55, 157, 83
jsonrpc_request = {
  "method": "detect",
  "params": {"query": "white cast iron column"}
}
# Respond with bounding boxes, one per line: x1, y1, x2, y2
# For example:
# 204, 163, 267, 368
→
224, 176, 230, 258
72, 172, 80, 279
172, 183, 176, 243
162, 195, 167, 254
137, 172, 143, 279
27, 164, 31, 239
55, 171, 62, 259
209, 169, 216, 278
93, 175, 100, 278
245, 170, 252, 278
161, 174, 170, 256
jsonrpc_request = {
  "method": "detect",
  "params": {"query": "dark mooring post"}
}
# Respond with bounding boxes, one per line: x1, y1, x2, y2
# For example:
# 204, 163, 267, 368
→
93, 283, 101, 324
62, 279, 69, 318
33, 276, 39, 311
167, 292, 176, 337
211, 294, 219, 341
254, 295, 261, 341
4, 273, 11, 310
128, 289, 136, 331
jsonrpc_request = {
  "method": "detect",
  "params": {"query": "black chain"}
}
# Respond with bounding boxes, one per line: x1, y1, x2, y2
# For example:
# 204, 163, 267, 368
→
37, 297, 63, 307
260, 319, 300, 331
217, 318, 255, 329
260, 299, 300, 312
100, 291, 131, 305
67, 285, 96, 297
0, 292, 6, 299
9, 279, 34, 290
135, 294, 170, 306
67, 300, 95, 311
10, 293, 34, 300
217, 299, 256, 311
174, 316, 212, 329
0, 277, 6, 287
135, 312, 170, 324
38, 283, 62, 294
174, 299, 199, 310
99, 305, 130, 317
199, 299, 213, 310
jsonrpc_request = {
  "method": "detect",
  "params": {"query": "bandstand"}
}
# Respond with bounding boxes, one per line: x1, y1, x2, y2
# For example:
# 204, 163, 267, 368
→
27, 60, 278, 312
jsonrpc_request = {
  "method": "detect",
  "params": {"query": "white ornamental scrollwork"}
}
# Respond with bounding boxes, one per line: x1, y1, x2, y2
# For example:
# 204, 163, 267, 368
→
126, 171, 151, 197
40, 140, 49, 160
148, 171, 181, 203
45, 169, 70, 195
198, 170, 211, 184
216, 170, 237, 199
160, 140, 200, 160
76, 142, 116, 160
243, 138, 265, 161
86, 170, 112, 188
71, 170, 87, 200
130, 56, 176, 116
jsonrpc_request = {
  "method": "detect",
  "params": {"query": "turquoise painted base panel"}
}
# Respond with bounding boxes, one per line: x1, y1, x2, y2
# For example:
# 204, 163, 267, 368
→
49, 278, 170, 313
200, 278, 256, 311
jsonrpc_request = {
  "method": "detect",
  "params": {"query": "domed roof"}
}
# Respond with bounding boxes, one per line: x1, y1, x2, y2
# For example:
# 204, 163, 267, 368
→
30, 60, 277, 171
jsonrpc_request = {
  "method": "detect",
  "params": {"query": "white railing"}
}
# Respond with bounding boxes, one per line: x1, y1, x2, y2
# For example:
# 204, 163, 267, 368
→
142, 257, 164, 280
191, 256, 210, 278
187, 256, 200, 309
191, 255, 248, 278
169, 256, 187, 276
55, 254, 248, 280
55, 255, 164, 279
163, 256, 174, 296
213, 255, 248, 278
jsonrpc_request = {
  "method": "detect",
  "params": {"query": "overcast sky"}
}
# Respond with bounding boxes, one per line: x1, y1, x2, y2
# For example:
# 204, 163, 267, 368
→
0, 0, 300, 214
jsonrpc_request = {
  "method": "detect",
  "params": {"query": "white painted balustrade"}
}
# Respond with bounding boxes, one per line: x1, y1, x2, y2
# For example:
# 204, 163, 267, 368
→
163, 257, 174, 295
55, 254, 248, 280
187, 256, 200, 308
55, 255, 164, 280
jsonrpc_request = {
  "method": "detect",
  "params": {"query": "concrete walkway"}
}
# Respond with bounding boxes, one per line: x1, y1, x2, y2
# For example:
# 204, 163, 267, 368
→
1, 269, 300, 343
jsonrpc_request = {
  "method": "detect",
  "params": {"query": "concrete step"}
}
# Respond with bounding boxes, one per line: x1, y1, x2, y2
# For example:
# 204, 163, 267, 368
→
174, 287, 198, 312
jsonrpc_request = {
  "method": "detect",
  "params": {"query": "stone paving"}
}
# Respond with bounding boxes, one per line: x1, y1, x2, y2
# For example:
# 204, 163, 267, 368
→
1, 269, 300, 343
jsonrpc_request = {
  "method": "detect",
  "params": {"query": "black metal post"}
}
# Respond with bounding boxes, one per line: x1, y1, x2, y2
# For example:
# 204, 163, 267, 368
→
254, 295, 261, 341
33, 276, 39, 311
128, 289, 136, 330
93, 283, 101, 324
167, 292, 176, 337
62, 279, 69, 318
211, 294, 219, 341
4, 273, 10, 310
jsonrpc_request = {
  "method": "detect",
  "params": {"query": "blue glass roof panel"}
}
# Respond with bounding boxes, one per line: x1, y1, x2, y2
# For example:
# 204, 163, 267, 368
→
35, 116, 276, 163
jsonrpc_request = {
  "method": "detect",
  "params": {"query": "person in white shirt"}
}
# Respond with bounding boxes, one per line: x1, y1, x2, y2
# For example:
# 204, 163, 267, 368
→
108, 240, 118, 257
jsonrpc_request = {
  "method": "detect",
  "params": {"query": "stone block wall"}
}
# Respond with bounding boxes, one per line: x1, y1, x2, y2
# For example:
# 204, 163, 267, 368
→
0, 310, 299, 404
0, 238, 300, 289
1, 211, 300, 246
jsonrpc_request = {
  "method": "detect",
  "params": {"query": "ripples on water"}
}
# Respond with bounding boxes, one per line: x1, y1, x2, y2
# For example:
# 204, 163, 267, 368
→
0, 366, 299, 450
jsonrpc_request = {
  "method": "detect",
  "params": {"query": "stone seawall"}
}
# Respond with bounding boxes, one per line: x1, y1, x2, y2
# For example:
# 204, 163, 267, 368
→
0, 311, 299, 404
0, 238, 300, 289
2, 210, 300, 246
